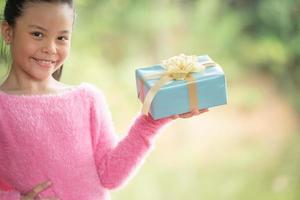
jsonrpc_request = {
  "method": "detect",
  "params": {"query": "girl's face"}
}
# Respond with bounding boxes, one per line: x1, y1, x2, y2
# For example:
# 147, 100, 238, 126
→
2, 2, 74, 81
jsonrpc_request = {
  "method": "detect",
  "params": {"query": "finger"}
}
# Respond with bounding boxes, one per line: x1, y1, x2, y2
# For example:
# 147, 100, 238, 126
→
191, 109, 208, 116
179, 112, 194, 118
26, 181, 52, 198
198, 108, 209, 114
179, 108, 209, 118
192, 109, 200, 115
171, 114, 179, 120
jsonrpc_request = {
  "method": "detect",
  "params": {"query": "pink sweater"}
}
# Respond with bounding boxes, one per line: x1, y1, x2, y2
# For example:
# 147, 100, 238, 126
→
0, 83, 170, 200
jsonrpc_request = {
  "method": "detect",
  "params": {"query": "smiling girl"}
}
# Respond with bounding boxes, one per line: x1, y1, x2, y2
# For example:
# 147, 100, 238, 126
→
0, 0, 207, 200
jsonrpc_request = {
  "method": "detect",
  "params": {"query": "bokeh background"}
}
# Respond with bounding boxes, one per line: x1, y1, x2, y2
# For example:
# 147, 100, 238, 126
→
1, 0, 300, 199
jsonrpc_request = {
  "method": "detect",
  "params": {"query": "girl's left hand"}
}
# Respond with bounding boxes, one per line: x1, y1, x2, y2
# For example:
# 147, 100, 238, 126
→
171, 108, 209, 119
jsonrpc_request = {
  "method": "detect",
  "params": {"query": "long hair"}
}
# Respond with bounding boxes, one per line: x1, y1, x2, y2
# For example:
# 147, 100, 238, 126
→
52, 66, 63, 80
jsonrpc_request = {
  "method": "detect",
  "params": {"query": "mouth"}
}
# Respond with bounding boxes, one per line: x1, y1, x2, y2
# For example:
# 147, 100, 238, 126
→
32, 57, 56, 68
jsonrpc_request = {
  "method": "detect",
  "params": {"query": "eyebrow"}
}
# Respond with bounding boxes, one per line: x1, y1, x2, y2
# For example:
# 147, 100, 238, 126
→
28, 25, 70, 34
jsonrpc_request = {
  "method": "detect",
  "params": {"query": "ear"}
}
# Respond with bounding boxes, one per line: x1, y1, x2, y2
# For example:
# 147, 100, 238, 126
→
1, 21, 13, 44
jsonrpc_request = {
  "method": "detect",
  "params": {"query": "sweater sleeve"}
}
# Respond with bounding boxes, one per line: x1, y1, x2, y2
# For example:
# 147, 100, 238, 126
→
88, 86, 171, 189
0, 191, 20, 200
0, 180, 21, 200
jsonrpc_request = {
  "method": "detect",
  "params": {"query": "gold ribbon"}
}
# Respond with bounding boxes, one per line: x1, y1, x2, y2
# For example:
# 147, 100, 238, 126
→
141, 54, 216, 115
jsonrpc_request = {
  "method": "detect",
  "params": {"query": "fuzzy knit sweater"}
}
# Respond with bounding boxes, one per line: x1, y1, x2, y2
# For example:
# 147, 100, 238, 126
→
0, 83, 170, 200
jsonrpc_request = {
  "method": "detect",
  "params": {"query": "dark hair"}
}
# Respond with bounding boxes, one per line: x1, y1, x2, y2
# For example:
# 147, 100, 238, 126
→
3, 0, 74, 81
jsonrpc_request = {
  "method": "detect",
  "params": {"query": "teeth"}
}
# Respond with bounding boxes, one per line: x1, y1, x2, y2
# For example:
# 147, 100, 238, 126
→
39, 60, 52, 64
34, 58, 55, 65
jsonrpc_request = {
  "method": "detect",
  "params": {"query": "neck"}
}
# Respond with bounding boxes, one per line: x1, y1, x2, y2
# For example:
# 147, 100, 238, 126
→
0, 66, 57, 93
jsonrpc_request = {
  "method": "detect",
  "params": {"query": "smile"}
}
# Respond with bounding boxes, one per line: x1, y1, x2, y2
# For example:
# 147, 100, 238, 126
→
32, 57, 56, 68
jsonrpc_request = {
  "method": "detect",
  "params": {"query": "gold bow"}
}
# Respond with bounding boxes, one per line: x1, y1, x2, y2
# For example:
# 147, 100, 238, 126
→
141, 54, 216, 116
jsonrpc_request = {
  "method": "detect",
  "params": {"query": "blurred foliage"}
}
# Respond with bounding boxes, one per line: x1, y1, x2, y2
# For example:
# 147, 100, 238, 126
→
228, 0, 300, 112
111, 130, 300, 200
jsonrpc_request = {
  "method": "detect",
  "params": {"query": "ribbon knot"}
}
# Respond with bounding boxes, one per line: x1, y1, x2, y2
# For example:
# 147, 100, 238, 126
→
163, 54, 203, 80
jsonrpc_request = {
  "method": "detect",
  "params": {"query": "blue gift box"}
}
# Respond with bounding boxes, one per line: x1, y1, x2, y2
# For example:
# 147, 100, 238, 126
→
135, 55, 228, 119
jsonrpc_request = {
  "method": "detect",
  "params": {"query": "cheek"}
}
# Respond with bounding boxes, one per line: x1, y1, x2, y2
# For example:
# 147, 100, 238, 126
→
12, 37, 36, 57
23, 43, 39, 56
12, 45, 34, 63
59, 44, 70, 59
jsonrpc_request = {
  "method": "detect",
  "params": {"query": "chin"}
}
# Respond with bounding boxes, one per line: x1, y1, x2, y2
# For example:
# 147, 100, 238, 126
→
29, 72, 54, 81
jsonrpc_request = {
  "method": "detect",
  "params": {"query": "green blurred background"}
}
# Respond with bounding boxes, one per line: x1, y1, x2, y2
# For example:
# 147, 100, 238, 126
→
1, 0, 300, 199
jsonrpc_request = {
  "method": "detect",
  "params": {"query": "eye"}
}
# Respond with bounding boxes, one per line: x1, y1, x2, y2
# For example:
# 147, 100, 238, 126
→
57, 36, 69, 41
31, 32, 43, 38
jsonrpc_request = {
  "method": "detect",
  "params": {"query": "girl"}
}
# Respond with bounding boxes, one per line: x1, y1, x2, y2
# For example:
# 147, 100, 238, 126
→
0, 0, 208, 199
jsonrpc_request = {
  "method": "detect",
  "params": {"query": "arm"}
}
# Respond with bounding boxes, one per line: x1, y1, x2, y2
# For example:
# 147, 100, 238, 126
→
97, 114, 170, 189
89, 87, 171, 189
88, 85, 207, 190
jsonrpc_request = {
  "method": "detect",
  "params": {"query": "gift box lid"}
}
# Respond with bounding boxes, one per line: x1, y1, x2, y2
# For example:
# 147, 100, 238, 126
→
135, 55, 225, 90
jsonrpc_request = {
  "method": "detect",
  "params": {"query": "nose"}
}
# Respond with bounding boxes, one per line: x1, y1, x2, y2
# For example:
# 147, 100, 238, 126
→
41, 39, 57, 55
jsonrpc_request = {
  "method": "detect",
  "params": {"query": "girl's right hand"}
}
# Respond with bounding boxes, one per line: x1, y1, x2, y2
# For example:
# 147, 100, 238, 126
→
21, 181, 60, 200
